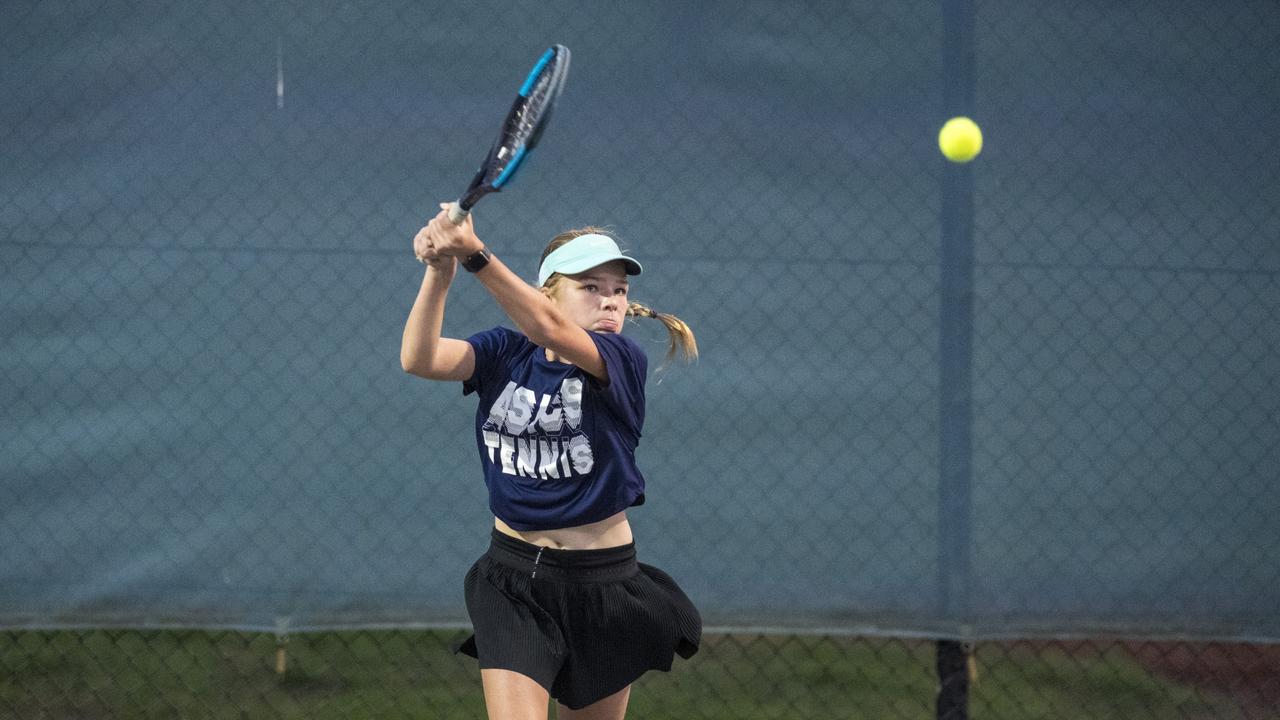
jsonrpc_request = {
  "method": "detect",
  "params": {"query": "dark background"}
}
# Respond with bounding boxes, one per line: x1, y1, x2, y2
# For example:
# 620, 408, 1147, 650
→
3, 0, 1277, 641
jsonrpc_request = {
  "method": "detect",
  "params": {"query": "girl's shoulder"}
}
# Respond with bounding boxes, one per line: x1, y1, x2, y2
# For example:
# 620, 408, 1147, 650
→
592, 330, 647, 360
588, 331, 649, 382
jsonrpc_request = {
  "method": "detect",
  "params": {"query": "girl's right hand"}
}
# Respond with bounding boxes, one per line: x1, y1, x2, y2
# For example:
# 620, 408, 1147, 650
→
425, 203, 484, 258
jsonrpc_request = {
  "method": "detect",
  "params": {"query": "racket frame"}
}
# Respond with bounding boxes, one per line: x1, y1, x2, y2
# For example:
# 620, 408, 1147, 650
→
449, 45, 571, 224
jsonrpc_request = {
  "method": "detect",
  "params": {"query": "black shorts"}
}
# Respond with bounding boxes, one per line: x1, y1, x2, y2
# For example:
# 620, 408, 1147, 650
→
454, 529, 702, 710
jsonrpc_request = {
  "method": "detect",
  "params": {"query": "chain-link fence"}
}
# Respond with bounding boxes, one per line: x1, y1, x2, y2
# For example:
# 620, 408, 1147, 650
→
3, 0, 1279, 717
4, 631, 1280, 718
4, 631, 1279, 719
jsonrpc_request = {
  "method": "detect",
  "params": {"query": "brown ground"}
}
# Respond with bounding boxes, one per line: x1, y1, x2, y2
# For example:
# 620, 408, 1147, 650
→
1124, 641, 1280, 719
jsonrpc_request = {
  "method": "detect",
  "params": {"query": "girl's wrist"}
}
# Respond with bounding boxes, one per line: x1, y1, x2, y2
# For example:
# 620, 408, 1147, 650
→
425, 260, 456, 279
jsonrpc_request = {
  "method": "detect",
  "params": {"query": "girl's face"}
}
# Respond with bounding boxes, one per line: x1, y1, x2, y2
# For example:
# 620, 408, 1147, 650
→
552, 260, 630, 334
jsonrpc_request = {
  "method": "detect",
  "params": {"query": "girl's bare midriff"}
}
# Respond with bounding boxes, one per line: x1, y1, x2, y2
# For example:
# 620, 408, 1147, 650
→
494, 510, 634, 550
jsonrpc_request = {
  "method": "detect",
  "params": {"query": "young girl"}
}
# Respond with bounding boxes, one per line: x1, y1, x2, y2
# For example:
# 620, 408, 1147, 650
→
401, 205, 702, 720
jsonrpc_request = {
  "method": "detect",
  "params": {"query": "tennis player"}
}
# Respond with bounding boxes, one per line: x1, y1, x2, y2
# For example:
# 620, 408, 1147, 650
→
401, 205, 702, 720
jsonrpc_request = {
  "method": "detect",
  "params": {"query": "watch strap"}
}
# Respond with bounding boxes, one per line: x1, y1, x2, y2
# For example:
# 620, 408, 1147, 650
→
461, 247, 492, 273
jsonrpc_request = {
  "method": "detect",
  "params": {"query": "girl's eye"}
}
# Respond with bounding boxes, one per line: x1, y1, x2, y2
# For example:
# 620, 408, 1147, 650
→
583, 284, 597, 292
614, 287, 628, 296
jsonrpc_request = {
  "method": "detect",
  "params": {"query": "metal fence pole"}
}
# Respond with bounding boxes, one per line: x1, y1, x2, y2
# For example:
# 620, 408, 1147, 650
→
936, 639, 971, 720
938, 0, 977, 717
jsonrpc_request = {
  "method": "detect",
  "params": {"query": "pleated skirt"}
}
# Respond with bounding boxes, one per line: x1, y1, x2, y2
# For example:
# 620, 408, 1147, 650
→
454, 529, 702, 710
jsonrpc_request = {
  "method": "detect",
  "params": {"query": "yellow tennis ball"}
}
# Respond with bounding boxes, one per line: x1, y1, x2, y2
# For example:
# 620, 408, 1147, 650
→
938, 117, 983, 163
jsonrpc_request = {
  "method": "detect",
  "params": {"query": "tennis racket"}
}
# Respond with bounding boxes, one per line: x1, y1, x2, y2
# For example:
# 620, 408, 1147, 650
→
447, 45, 571, 225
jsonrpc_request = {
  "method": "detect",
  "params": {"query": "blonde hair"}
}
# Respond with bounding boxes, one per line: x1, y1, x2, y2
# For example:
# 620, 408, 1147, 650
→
539, 227, 698, 365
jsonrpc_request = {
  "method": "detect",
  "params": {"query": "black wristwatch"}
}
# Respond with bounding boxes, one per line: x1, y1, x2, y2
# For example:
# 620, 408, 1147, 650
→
461, 246, 492, 273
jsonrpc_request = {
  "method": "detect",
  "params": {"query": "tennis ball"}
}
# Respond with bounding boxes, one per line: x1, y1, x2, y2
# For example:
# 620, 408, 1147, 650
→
938, 116, 983, 163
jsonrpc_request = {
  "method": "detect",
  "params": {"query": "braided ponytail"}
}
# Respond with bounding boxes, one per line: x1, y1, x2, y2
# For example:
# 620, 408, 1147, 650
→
627, 302, 698, 365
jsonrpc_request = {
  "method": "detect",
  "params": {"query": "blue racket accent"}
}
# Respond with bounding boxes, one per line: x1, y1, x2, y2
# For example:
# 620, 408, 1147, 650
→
492, 145, 527, 188
451, 45, 567, 219
518, 48, 555, 97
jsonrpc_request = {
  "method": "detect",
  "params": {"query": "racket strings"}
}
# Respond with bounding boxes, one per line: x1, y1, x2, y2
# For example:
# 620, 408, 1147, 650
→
468, 46, 569, 199
509, 68, 559, 142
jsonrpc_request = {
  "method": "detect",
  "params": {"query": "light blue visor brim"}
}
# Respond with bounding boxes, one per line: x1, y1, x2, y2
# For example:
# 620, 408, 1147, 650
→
537, 233, 643, 286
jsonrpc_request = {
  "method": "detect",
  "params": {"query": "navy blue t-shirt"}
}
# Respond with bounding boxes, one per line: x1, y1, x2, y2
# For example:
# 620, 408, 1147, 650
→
463, 326, 648, 531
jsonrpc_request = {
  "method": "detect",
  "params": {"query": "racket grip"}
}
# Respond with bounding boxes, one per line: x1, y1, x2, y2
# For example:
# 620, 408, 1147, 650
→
448, 201, 469, 225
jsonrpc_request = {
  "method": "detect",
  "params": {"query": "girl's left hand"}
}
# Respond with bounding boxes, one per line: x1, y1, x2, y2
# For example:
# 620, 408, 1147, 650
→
413, 222, 454, 273
424, 203, 484, 258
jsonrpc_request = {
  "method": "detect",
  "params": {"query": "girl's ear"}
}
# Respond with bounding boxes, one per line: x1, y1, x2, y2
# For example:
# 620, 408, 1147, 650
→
540, 274, 565, 301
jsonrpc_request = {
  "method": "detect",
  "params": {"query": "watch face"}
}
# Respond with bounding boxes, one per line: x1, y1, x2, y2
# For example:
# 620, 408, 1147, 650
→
464, 248, 491, 272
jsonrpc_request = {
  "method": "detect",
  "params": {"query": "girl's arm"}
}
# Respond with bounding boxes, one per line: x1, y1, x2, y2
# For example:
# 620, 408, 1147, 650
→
400, 229, 476, 381
420, 206, 608, 381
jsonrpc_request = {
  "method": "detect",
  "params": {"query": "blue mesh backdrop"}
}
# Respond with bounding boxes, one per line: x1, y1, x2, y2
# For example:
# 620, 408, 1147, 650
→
2, 0, 1278, 640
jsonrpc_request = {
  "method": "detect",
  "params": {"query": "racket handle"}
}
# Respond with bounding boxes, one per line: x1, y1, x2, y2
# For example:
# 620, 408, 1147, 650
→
448, 201, 469, 225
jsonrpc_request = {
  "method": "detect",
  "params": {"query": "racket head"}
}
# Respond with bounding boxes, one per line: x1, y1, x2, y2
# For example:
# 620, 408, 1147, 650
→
458, 45, 571, 211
